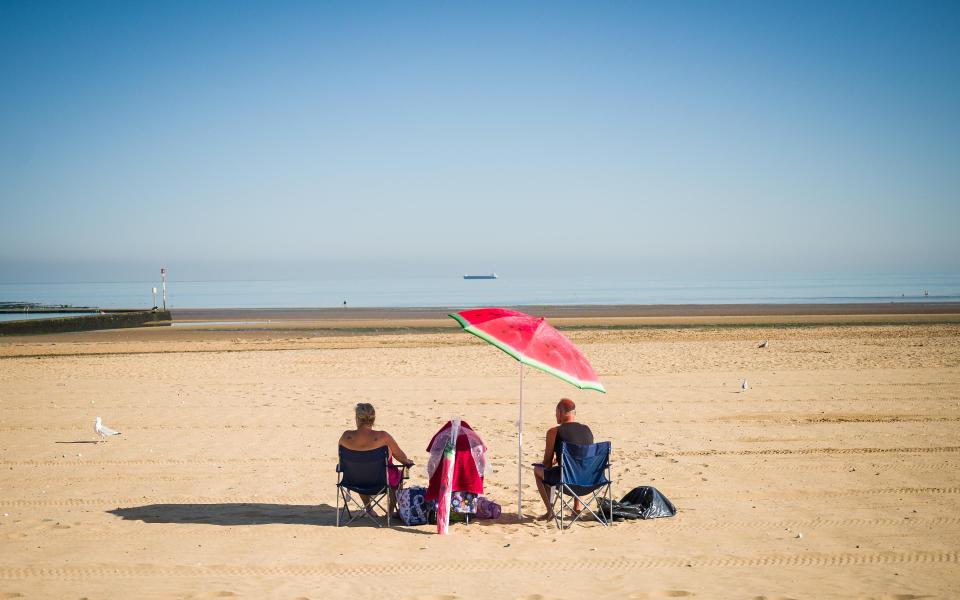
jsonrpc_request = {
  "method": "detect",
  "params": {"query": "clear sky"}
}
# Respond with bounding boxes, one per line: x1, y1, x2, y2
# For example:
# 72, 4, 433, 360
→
1, 1, 958, 282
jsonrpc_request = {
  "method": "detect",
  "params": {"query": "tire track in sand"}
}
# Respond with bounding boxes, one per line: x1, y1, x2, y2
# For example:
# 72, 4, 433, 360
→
5, 414, 960, 432
653, 515, 960, 532
0, 495, 315, 507
0, 424, 322, 432
0, 456, 324, 467
662, 446, 960, 458
10, 515, 959, 542
3, 445, 957, 469
0, 551, 955, 580
626, 458, 957, 474
2, 487, 958, 508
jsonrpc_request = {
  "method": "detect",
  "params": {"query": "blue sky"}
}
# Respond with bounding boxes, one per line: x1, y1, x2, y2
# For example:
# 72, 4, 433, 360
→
1, 1, 958, 282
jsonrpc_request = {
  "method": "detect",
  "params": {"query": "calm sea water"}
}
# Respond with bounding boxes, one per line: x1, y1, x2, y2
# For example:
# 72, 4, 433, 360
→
1, 273, 958, 313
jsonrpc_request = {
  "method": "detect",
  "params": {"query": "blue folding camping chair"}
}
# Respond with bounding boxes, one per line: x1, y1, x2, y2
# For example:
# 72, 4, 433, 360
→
548, 441, 613, 530
335, 446, 409, 527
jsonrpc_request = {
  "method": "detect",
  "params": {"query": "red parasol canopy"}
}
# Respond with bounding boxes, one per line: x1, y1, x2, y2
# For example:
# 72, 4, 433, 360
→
450, 308, 605, 392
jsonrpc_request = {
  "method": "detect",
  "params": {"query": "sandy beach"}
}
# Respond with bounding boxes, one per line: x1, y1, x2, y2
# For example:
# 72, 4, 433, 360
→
1, 311, 959, 599
5, 0, 958, 596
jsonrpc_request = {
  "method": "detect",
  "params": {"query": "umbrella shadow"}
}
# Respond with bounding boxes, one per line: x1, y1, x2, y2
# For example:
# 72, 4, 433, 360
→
107, 502, 431, 534
56, 440, 100, 444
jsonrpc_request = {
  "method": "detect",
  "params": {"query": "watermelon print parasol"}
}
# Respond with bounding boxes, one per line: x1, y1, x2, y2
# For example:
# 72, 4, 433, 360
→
449, 308, 606, 518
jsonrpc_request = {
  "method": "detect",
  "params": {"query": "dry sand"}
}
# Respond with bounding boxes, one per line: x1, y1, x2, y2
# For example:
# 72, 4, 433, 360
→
1, 317, 959, 599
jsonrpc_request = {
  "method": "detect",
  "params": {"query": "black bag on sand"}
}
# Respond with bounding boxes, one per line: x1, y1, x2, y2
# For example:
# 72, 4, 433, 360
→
600, 486, 676, 520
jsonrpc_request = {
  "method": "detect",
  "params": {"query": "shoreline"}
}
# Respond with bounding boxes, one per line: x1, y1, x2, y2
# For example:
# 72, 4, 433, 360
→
0, 302, 957, 346
172, 301, 960, 321
1, 296, 954, 346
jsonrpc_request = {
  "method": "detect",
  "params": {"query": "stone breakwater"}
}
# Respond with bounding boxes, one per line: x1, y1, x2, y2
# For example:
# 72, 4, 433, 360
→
0, 310, 171, 335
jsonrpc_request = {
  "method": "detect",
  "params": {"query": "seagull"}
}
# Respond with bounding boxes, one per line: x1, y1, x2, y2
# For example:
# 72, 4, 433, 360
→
94, 416, 121, 442
741, 379, 750, 391
758, 341, 769, 348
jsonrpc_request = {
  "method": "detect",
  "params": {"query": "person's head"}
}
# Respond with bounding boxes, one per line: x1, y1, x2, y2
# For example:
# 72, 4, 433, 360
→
355, 403, 376, 428
555, 398, 577, 424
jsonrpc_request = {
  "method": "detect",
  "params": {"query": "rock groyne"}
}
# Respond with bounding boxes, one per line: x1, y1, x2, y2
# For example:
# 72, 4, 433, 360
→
0, 310, 172, 336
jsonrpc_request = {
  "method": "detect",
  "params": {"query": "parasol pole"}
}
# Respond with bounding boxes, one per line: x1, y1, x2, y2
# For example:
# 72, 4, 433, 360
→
437, 418, 461, 535
517, 362, 524, 519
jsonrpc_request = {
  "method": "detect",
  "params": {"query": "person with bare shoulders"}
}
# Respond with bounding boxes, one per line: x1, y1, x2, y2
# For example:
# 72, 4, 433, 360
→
533, 398, 594, 521
338, 403, 414, 516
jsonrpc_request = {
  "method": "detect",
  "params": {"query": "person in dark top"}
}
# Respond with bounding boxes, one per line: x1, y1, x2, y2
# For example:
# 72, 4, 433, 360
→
533, 398, 594, 520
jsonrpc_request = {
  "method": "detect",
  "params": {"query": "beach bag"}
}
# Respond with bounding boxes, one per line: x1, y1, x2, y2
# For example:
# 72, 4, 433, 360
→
451, 491, 478, 514
427, 506, 471, 525
600, 486, 676, 520
398, 486, 429, 526
476, 496, 501, 519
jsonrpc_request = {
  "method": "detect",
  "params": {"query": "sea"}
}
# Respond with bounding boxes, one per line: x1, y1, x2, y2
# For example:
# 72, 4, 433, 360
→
1, 272, 958, 322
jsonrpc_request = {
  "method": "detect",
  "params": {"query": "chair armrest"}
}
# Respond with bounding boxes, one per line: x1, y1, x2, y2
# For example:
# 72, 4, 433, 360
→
336, 464, 342, 473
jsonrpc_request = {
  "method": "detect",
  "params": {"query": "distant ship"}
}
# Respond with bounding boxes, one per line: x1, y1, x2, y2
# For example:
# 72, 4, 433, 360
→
463, 273, 498, 280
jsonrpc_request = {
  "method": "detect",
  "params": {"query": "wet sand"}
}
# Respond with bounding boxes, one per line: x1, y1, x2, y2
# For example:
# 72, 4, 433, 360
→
2, 303, 958, 349
1, 311, 958, 598
171, 302, 960, 321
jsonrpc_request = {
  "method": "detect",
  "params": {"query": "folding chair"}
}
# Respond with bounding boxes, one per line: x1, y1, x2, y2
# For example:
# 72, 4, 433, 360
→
549, 441, 613, 530
335, 446, 409, 527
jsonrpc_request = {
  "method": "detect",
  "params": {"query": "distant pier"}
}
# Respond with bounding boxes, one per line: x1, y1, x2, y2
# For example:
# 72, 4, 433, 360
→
0, 307, 171, 335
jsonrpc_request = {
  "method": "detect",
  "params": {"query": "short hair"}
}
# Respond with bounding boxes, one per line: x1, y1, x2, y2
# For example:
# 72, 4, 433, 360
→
355, 403, 376, 426
557, 398, 576, 414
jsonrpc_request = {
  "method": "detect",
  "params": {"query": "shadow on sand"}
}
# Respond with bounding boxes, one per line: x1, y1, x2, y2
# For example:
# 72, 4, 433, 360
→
107, 503, 432, 534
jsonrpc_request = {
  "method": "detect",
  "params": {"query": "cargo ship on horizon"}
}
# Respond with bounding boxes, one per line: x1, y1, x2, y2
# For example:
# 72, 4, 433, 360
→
463, 273, 498, 280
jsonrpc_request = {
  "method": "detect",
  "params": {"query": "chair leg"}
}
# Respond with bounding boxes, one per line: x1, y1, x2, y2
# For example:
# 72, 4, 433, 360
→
358, 489, 391, 528
557, 487, 579, 530
555, 487, 609, 529
557, 488, 575, 530
559, 489, 564, 531
338, 488, 382, 527
605, 483, 612, 526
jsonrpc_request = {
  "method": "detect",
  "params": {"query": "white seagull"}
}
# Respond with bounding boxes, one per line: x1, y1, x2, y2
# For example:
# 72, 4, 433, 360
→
94, 416, 121, 442
758, 341, 769, 348
741, 379, 750, 391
